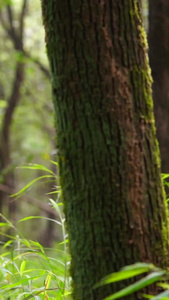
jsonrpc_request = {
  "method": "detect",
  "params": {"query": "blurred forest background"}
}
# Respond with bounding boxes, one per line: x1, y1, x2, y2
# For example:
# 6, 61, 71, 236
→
0, 0, 58, 247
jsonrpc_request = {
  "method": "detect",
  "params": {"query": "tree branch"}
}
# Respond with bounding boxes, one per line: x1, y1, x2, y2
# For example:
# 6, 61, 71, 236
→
2, 62, 24, 144
6, 5, 22, 50
0, 8, 50, 78
23, 50, 50, 79
19, 0, 27, 39
0, 183, 58, 217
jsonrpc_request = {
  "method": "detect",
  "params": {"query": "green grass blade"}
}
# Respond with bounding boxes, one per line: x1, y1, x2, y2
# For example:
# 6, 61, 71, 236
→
0, 223, 11, 227
152, 290, 169, 300
18, 216, 61, 225
49, 199, 62, 217
96, 263, 155, 287
1, 275, 41, 290
19, 164, 55, 175
20, 260, 26, 276
103, 271, 165, 300
161, 173, 169, 180
50, 160, 58, 166
11, 175, 55, 198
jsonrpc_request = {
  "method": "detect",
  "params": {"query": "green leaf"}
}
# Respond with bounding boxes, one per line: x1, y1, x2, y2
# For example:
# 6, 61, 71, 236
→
151, 290, 169, 300
164, 182, 169, 187
30, 240, 44, 253
18, 215, 60, 225
45, 272, 52, 289
0, 223, 10, 227
162, 173, 169, 180
59, 239, 69, 245
96, 263, 155, 287
11, 175, 55, 198
3, 239, 13, 249
18, 216, 44, 222
20, 260, 26, 276
103, 271, 165, 300
158, 283, 169, 290
1, 275, 41, 290
46, 190, 60, 195
49, 199, 62, 217
122, 263, 155, 271
142, 294, 154, 299
19, 163, 55, 175
0, 251, 10, 257
50, 160, 58, 166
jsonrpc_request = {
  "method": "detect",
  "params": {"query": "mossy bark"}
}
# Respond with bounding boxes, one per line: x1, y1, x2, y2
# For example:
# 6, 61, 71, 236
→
41, 1, 169, 299
148, 0, 169, 173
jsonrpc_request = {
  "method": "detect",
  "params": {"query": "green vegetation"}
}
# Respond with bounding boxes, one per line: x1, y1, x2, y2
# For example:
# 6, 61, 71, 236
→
1, 1, 169, 300
0, 201, 71, 299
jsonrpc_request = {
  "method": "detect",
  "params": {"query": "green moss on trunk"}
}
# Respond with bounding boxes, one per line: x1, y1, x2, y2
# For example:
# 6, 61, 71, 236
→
41, 1, 169, 299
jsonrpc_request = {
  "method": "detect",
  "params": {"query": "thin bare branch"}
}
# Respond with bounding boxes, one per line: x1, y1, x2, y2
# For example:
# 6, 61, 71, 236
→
6, 5, 17, 41
0, 184, 58, 217
2, 62, 24, 143
19, 0, 27, 39
23, 50, 50, 79
6, 5, 14, 30
0, 9, 50, 78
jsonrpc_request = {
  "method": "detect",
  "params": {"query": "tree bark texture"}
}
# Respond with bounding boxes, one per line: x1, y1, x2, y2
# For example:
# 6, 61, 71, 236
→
41, 1, 169, 299
148, 0, 169, 173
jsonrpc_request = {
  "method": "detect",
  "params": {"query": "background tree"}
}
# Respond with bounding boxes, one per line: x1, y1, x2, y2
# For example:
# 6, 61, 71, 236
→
148, 0, 169, 173
0, 0, 58, 244
41, 0, 169, 299
0, 0, 26, 221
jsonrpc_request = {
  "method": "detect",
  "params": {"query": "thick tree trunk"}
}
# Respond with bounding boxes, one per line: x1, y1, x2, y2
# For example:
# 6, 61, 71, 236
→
41, 1, 169, 299
148, 0, 169, 173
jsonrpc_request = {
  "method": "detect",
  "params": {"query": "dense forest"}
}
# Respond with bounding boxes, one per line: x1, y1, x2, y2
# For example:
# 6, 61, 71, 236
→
0, 0, 169, 299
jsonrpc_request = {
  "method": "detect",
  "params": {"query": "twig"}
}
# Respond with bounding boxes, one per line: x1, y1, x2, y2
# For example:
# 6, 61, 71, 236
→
0, 184, 58, 217
20, 0, 27, 39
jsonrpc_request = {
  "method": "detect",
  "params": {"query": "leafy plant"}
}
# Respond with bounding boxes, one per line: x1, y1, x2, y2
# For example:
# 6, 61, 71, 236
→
0, 162, 72, 299
0, 203, 71, 299
96, 263, 167, 299
12, 162, 58, 199
162, 173, 169, 202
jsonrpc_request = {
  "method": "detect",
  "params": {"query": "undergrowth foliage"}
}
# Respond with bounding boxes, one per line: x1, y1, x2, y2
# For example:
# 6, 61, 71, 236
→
0, 162, 71, 299
0, 211, 71, 299
1, 165, 169, 299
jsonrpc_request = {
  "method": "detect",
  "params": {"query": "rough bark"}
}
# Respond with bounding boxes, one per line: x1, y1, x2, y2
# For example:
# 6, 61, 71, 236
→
41, 1, 169, 299
148, 0, 169, 173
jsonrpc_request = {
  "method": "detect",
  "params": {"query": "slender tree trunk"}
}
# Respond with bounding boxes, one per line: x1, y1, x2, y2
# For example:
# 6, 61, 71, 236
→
0, 62, 24, 221
148, 0, 169, 173
41, 1, 169, 299
0, 2, 26, 221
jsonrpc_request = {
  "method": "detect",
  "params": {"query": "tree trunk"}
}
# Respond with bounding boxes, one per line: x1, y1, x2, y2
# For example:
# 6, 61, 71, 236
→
0, 1, 26, 221
148, 0, 169, 173
41, 1, 169, 299
0, 62, 24, 222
